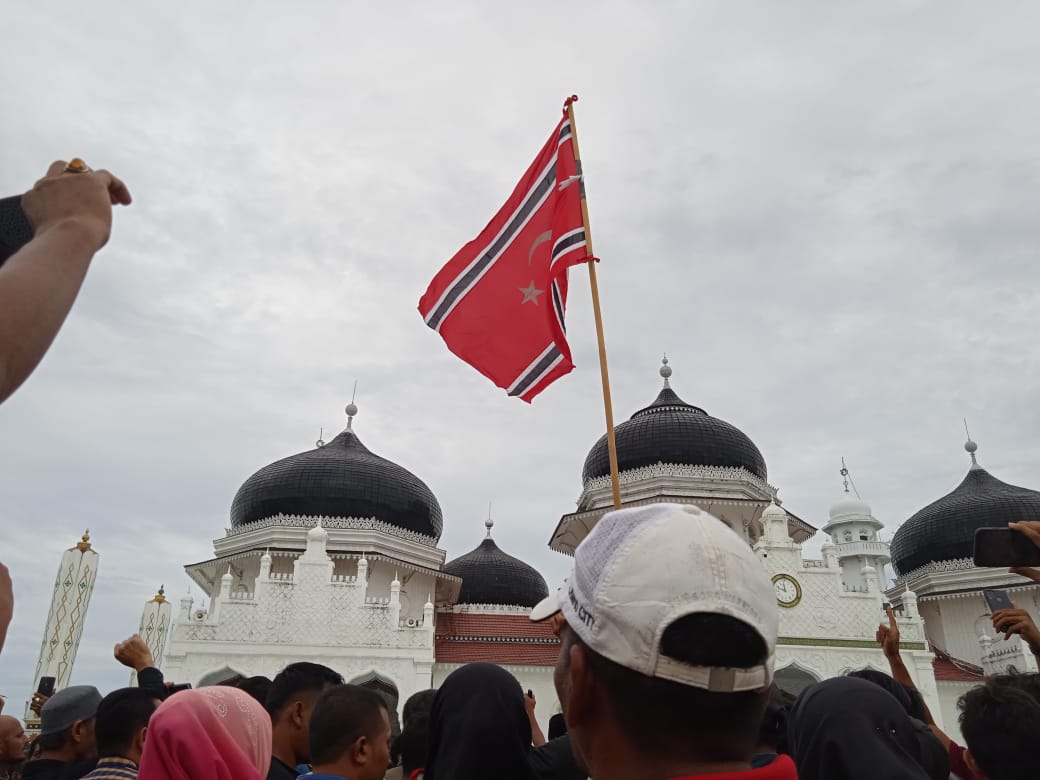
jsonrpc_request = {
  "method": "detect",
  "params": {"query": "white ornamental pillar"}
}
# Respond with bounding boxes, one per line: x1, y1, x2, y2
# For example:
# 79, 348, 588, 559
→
130, 586, 173, 685
27, 531, 100, 719
389, 573, 402, 628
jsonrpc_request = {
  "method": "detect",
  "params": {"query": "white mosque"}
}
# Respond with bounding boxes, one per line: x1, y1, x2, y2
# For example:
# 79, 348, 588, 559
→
27, 360, 1040, 740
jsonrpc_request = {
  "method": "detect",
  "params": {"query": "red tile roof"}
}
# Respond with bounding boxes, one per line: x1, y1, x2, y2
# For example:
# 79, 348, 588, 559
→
435, 612, 560, 667
932, 647, 984, 682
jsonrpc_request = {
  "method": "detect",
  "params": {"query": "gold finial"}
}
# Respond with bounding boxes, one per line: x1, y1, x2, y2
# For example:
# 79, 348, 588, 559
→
75, 529, 92, 552
152, 584, 166, 603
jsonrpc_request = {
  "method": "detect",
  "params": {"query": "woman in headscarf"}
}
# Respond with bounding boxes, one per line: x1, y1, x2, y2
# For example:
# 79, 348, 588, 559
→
789, 676, 930, 780
138, 686, 272, 780
424, 663, 534, 780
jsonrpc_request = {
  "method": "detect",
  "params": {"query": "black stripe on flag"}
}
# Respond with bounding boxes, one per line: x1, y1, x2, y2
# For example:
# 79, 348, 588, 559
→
552, 281, 565, 334
508, 345, 563, 398
559, 122, 572, 143
426, 162, 558, 331
551, 230, 586, 262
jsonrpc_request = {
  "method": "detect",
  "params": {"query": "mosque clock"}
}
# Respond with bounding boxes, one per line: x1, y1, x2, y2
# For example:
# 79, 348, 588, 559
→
772, 573, 802, 608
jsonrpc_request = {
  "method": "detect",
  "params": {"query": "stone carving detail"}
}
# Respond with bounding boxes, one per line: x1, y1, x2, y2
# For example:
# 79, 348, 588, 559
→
893, 557, 974, 583
226, 514, 437, 545
583, 463, 776, 496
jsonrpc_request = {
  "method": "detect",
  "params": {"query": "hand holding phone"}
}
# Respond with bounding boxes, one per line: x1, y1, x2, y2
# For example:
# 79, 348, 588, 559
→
974, 527, 1040, 567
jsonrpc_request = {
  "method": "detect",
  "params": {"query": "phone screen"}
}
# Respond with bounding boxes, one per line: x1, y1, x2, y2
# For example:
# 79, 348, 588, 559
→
37, 677, 55, 697
973, 528, 1040, 567
983, 588, 1015, 613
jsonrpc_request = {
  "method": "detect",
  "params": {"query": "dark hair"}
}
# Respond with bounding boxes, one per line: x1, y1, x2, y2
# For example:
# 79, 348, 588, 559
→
959, 673, 1040, 780
266, 662, 343, 719
237, 676, 272, 705
35, 730, 68, 752
547, 712, 567, 741
402, 689, 437, 724
756, 686, 796, 753
310, 685, 389, 766
95, 688, 158, 758
571, 612, 770, 762
397, 713, 431, 775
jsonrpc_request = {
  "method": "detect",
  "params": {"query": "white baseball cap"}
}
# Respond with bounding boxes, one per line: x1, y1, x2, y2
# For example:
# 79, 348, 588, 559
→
531, 503, 778, 692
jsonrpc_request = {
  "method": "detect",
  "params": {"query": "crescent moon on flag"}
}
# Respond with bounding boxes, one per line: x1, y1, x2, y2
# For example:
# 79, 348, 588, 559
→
528, 230, 552, 264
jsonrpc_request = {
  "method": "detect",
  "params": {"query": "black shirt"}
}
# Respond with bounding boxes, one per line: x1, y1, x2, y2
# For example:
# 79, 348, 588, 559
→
266, 757, 299, 780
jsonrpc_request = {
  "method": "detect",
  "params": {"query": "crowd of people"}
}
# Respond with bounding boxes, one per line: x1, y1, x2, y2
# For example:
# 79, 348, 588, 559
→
1, 505, 1039, 779
3, 165, 1040, 779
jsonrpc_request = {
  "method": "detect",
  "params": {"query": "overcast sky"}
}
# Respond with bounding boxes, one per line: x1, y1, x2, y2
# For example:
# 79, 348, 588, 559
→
3, 1, 1040, 713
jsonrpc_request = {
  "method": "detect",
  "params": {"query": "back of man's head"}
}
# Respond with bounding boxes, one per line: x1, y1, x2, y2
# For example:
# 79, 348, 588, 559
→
310, 685, 391, 780
237, 675, 272, 706
95, 688, 158, 761
266, 662, 343, 721
402, 688, 436, 724
756, 686, 796, 755
533, 504, 780, 774
960, 673, 1040, 780
397, 713, 430, 776
564, 612, 770, 761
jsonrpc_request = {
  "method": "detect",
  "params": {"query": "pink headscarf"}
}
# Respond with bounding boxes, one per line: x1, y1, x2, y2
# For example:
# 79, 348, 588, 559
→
138, 687, 272, 780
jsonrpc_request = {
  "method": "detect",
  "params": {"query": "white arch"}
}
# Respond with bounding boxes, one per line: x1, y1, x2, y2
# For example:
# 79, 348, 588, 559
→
196, 664, 249, 687
773, 661, 821, 696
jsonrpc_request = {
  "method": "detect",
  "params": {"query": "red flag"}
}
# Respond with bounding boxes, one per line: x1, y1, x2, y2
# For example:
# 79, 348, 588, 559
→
419, 114, 589, 402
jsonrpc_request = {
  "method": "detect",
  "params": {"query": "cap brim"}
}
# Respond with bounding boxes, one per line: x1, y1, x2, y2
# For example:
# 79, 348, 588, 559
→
529, 588, 564, 622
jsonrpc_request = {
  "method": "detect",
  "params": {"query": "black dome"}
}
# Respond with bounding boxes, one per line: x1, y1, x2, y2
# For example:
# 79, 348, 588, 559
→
891, 464, 1040, 576
443, 535, 549, 607
230, 428, 443, 541
582, 384, 767, 484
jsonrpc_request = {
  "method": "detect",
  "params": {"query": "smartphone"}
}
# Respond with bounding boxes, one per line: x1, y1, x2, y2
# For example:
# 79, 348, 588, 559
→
983, 588, 1015, 614
37, 677, 55, 697
0, 196, 33, 266
973, 527, 1040, 567
882, 602, 892, 612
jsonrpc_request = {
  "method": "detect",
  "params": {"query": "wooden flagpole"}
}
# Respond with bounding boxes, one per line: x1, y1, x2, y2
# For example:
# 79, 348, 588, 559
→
565, 96, 622, 510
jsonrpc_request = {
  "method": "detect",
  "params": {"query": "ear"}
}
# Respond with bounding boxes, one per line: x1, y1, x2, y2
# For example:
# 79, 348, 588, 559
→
564, 642, 595, 729
963, 747, 980, 775
291, 699, 306, 728
131, 726, 147, 760
351, 735, 370, 765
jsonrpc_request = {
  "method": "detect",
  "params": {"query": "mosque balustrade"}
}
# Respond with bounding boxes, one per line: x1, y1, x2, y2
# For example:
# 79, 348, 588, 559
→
835, 541, 890, 558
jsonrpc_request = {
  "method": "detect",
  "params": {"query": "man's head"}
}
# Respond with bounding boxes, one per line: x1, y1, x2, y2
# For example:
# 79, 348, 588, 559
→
266, 662, 343, 764
532, 504, 778, 774
959, 672, 1040, 780
310, 685, 391, 780
0, 715, 27, 767
37, 685, 102, 761
755, 687, 795, 755
396, 713, 430, 777
94, 688, 159, 765
402, 688, 437, 724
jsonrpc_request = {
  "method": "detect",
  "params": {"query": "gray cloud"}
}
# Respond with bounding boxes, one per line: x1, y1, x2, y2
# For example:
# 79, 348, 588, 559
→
3, 0, 1040, 710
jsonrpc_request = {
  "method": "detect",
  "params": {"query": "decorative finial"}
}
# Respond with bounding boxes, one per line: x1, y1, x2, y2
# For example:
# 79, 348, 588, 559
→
316, 427, 325, 448
660, 354, 672, 388
75, 529, 92, 552
964, 419, 979, 468
153, 585, 166, 603
840, 457, 850, 494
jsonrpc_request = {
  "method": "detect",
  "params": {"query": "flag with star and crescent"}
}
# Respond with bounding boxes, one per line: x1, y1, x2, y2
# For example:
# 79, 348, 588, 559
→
418, 113, 590, 402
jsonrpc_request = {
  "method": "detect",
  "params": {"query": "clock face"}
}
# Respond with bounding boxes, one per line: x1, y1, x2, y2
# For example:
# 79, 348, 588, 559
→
772, 574, 802, 608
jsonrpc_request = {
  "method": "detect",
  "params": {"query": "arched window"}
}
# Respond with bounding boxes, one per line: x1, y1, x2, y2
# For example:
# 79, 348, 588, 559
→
349, 671, 401, 734
774, 663, 821, 696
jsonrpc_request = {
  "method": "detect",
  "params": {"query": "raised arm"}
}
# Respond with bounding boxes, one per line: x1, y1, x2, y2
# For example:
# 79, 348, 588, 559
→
0, 161, 131, 403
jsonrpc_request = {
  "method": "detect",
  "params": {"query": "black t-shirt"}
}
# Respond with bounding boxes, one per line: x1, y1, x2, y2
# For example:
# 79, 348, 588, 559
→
527, 736, 586, 780
266, 756, 299, 780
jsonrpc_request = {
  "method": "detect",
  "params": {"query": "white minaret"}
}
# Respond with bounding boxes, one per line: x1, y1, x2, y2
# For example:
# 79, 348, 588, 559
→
27, 530, 101, 721
822, 461, 891, 591
131, 586, 173, 685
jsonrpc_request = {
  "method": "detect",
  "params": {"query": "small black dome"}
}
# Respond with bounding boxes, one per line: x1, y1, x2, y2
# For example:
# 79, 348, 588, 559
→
891, 464, 1040, 576
443, 536, 549, 607
230, 428, 443, 541
582, 383, 767, 485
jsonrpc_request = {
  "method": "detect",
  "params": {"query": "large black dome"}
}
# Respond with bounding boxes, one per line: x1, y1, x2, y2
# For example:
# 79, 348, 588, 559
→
582, 374, 767, 485
891, 457, 1040, 576
443, 532, 549, 607
230, 425, 443, 541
